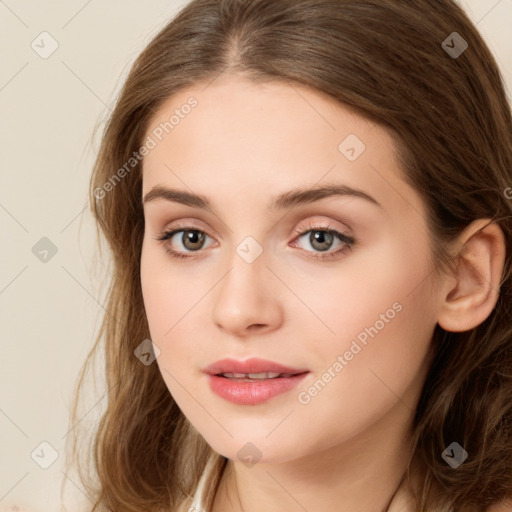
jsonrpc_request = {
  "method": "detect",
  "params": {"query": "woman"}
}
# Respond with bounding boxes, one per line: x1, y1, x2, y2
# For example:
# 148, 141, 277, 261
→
70, 0, 512, 510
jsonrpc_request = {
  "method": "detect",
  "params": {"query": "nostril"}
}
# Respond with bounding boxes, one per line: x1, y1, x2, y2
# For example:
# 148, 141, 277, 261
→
249, 323, 266, 330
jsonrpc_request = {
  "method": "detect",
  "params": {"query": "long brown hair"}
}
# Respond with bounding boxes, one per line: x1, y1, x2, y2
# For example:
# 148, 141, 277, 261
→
68, 0, 512, 510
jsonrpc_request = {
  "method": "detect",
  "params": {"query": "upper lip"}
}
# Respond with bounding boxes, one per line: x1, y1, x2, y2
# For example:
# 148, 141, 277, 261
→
203, 358, 309, 376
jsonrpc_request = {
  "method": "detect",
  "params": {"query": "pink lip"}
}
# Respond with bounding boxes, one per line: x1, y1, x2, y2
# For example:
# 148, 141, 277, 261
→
203, 357, 309, 375
203, 358, 310, 405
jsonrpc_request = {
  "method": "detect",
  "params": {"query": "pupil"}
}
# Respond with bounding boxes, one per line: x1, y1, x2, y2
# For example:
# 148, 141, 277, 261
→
311, 231, 333, 252
183, 230, 204, 250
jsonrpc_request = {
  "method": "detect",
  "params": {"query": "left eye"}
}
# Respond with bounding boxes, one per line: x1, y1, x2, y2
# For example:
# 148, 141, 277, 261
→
292, 228, 355, 256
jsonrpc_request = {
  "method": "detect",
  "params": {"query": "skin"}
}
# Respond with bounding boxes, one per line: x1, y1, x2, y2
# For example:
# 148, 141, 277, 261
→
139, 74, 506, 511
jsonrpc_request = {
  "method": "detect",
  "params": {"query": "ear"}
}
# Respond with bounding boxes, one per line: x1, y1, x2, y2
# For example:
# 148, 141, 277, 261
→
437, 219, 506, 332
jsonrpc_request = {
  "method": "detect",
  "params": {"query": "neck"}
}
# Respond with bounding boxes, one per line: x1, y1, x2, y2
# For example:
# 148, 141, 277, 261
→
212, 400, 420, 512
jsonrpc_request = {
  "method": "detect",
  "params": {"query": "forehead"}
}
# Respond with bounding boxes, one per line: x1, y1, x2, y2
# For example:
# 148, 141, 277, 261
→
141, 76, 424, 220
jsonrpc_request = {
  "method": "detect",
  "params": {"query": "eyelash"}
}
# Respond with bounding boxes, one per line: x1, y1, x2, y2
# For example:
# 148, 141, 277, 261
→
154, 221, 356, 262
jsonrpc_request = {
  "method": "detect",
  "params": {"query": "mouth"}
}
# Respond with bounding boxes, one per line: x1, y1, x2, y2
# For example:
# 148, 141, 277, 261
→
203, 357, 309, 377
203, 358, 310, 405
216, 371, 307, 381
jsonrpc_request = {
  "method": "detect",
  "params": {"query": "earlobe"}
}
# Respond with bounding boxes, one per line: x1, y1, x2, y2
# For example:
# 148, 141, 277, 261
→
437, 219, 506, 333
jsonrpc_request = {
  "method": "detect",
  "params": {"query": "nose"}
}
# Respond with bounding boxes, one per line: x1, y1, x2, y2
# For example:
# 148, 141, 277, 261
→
211, 248, 284, 337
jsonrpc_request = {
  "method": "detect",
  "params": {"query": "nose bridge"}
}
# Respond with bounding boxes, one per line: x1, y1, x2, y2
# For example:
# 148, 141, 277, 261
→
218, 237, 269, 309
211, 236, 283, 335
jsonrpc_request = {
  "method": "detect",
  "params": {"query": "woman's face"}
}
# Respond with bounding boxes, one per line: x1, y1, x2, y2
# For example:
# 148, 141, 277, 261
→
140, 75, 442, 464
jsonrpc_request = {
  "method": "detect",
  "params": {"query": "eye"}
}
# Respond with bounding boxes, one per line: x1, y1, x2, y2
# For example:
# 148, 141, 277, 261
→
154, 225, 214, 259
153, 221, 356, 261
290, 222, 356, 261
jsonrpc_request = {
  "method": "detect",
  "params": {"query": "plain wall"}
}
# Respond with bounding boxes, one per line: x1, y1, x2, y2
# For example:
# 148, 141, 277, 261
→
1, 1, 511, 510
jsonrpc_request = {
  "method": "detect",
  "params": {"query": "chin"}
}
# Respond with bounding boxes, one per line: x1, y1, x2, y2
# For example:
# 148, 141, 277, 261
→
199, 427, 312, 466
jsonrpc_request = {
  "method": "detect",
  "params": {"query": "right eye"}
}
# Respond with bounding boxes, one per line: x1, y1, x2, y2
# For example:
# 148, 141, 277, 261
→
154, 227, 215, 260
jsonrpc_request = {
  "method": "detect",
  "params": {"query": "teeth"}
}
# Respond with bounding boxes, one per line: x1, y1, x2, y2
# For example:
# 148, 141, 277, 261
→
221, 371, 283, 379
248, 372, 281, 379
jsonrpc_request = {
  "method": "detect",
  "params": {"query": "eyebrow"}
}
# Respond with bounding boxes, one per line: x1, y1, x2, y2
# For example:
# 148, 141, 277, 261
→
142, 183, 382, 211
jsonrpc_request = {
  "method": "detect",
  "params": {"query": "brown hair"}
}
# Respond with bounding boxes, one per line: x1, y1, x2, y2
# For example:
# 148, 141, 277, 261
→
68, 0, 512, 510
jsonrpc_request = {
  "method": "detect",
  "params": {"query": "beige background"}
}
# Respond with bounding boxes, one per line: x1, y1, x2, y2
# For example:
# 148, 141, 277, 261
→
1, 1, 511, 510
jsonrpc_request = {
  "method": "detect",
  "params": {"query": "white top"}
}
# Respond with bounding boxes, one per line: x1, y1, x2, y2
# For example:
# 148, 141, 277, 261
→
189, 454, 219, 512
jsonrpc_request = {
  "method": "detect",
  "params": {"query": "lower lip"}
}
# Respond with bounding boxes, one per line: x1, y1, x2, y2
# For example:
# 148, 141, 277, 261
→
207, 373, 309, 405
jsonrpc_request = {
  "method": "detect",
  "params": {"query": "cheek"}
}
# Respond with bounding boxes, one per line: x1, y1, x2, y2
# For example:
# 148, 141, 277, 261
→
140, 242, 214, 401
140, 248, 201, 404
293, 291, 434, 452
293, 232, 436, 425
140, 241, 202, 338
289, 228, 436, 352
